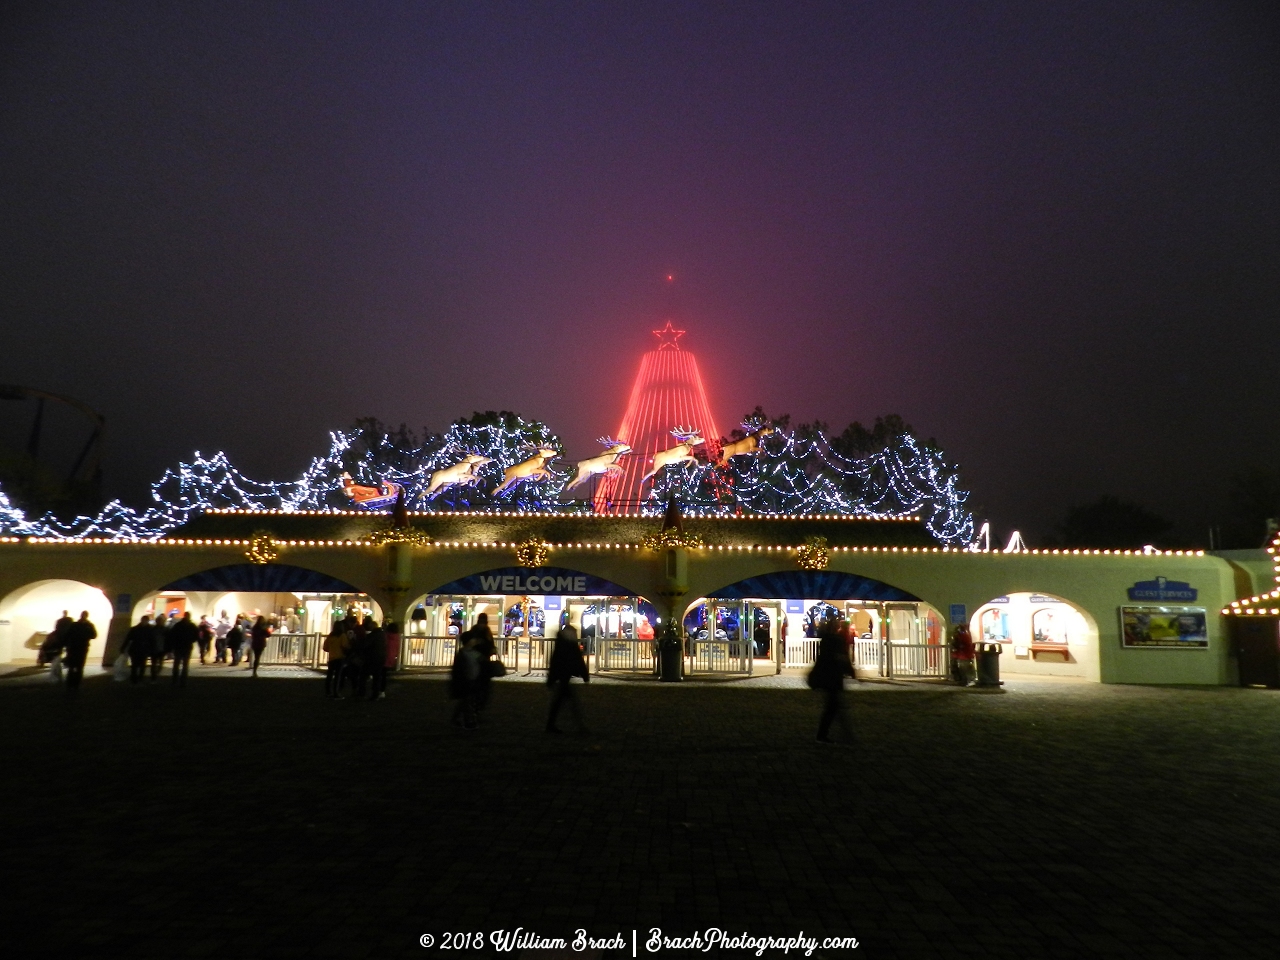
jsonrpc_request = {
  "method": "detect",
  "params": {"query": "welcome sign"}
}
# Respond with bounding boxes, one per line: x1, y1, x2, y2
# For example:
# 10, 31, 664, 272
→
426, 566, 642, 597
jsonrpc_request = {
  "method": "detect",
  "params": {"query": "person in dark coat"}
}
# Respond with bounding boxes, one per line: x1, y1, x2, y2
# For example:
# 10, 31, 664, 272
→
227, 618, 245, 666
196, 616, 215, 664
250, 616, 270, 677
123, 615, 154, 684
322, 623, 349, 698
471, 613, 497, 718
168, 612, 199, 685
811, 619, 855, 744
449, 629, 480, 730
150, 614, 169, 680
366, 620, 389, 700
545, 624, 589, 734
62, 611, 97, 690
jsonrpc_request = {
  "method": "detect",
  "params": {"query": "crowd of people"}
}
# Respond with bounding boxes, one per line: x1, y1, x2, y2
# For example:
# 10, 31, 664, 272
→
321, 613, 399, 700
32, 608, 883, 744
119, 611, 277, 683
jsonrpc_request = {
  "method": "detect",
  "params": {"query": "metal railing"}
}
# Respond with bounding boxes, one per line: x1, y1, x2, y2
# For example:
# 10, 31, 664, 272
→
257, 633, 324, 667
688, 639, 753, 676
784, 638, 822, 668
853, 638, 882, 673
402, 635, 457, 669
888, 642, 948, 678
595, 638, 659, 674
500, 636, 552, 674
850, 639, 948, 679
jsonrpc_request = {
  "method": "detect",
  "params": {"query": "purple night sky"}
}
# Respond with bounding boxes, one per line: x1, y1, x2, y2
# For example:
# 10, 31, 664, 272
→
1, 1, 1276, 542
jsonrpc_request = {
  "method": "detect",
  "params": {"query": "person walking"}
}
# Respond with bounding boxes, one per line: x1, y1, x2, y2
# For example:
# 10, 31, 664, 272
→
366, 620, 388, 700
810, 619, 855, 745
545, 624, 589, 734
196, 616, 214, 665
471, 612, 497, 720
123, 615, 154, 684
449, 630, 480, 730
62, 611, 97, 690
249, 616, 270, 677
322, 623, 349, 698
168, 611, 199, 686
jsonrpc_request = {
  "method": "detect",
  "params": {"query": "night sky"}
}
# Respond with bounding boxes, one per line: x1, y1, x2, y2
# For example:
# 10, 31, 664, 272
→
2, 1, 1276, 543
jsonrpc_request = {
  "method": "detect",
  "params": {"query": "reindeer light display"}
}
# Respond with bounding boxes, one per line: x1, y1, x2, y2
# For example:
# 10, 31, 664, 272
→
494, 447, 559, 496
564, 438, 631, 492
425, 454, 493, 496
641, 427, 705, 484
718, 422, 775, 464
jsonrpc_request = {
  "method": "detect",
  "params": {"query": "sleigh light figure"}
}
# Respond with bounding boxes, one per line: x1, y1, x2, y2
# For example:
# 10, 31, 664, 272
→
340, 472, 404, 510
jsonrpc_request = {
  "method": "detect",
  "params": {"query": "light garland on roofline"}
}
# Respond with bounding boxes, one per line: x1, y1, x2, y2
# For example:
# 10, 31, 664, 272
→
1223, 533, 1280, 616
7, 534, 1207, 558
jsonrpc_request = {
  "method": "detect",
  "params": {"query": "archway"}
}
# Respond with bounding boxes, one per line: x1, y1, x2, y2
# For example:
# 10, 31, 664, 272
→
0, 580, 113, 665
131, 563, 378, 669
693, 569, 944, 677
409, 566, 657, 673
970, 592, 1099, 679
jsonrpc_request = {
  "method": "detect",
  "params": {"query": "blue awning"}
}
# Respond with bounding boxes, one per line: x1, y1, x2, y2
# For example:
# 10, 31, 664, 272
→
705, 570, 919, 602
161, 563, 361, 594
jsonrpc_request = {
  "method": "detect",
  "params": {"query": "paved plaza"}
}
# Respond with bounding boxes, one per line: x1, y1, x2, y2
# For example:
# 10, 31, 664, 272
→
3, 667, 1279, 959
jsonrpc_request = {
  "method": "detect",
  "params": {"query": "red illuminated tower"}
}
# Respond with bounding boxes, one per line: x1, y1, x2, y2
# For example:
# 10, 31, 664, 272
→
594, 323, 722, 513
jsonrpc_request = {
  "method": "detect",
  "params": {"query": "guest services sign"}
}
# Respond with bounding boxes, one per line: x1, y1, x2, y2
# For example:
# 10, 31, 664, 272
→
1127, 577, 1197, 602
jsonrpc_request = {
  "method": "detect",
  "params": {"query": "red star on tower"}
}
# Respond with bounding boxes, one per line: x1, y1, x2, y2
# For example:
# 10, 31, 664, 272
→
652, 321, 686, 350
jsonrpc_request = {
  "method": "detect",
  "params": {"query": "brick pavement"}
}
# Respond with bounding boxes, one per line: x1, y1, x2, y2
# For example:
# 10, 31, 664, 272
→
2, 667, 1279, 959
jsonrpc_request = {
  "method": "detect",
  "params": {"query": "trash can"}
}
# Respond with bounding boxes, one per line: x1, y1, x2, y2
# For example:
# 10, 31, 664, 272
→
976, 641, 1003, 687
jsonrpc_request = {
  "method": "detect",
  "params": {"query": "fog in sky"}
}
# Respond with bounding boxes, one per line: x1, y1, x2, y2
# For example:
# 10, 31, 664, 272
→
1, 1, 1276, 542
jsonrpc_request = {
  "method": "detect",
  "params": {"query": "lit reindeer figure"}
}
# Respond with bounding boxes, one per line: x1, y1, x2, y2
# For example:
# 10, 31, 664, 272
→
718, 422, 775, 465
494, 446, 559, 496
425, 454, 493, 497
564, 437, 632, 492
642, 427, 705, 484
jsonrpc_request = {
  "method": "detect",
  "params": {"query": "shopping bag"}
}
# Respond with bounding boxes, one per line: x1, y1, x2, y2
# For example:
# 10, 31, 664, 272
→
48, 658, 64, 683
113, 654, 130, 682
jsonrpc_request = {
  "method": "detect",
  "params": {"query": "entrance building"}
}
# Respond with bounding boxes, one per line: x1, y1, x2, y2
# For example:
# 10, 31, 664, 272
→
0, 508, 1248, 686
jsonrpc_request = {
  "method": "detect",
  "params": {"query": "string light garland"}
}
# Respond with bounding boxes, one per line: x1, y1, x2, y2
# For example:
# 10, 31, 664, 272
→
640, 528, 706, 550
0, 415, 972, 543
362, 525, 433, 546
